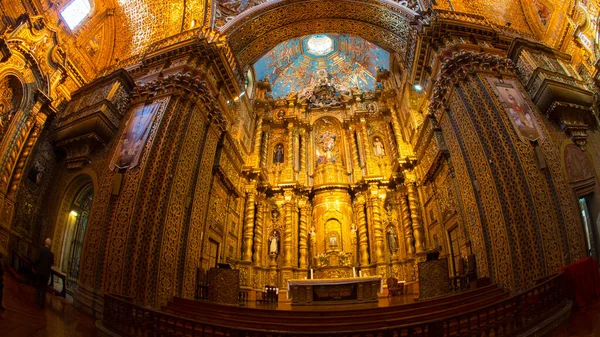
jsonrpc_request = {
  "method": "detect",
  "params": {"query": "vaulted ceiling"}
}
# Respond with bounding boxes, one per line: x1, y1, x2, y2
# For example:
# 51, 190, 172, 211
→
3, 0, 597, 82
253, 34, 390, 98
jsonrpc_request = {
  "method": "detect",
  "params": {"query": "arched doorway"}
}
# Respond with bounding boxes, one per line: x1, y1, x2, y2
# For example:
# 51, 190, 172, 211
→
52, 175, 94, 294
63, 184, 93, 291
563, 144, 599, 260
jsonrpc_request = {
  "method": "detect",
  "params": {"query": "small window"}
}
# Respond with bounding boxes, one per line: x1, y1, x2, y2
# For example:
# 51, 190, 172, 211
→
61, 0, 91, 30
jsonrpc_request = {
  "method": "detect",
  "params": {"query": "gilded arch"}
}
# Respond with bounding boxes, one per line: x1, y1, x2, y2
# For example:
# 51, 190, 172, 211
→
221, 0, 419, 69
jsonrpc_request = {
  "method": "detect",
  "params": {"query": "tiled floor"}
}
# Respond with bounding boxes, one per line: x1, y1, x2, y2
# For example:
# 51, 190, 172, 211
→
0, 271, 599, 337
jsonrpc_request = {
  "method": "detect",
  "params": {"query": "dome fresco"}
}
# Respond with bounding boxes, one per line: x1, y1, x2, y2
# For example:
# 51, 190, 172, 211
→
253, 34, 390, 99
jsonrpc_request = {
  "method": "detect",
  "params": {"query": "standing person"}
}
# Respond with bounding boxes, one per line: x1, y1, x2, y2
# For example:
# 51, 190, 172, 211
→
33, 238, 54, 308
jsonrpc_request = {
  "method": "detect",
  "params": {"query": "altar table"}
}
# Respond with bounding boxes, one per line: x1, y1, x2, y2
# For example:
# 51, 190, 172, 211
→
287, 277, 382, 305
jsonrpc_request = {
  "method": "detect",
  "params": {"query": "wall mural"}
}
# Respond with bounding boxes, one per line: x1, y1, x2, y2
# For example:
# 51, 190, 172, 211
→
253, 34, 390, 99
532, 0, 552, 28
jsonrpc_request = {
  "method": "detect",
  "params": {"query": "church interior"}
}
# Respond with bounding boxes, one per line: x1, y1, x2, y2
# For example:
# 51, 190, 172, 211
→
0, 0, 600, 335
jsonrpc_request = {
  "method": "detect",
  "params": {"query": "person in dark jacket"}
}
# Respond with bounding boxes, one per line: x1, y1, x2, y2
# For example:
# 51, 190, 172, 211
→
33, 238, 54, 308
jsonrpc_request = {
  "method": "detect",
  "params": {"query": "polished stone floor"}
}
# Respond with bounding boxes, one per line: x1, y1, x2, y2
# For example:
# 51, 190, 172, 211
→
0, 273, 97, 337
0, 271, 598, 337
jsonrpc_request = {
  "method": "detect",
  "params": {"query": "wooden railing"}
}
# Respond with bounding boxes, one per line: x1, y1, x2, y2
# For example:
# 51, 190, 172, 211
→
103, 273, 567, 337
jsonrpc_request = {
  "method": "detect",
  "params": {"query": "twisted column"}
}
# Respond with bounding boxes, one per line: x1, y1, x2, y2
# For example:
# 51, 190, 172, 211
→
299, 129, 307, 183
390, 107, 405, 158
252, 201, 264, 266
354, 196, 370, 266
407, 182, 425, 253
349, 129, 362, 169
242, 190, 256, 261
299, 202, 309, 268
283, 200, 294, 267
253, 114, 263, 155
368, 187, 385, 263
399, 191, 416, 255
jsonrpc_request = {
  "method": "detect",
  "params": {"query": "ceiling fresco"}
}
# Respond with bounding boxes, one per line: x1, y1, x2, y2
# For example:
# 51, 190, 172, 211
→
253, 34, 390, 99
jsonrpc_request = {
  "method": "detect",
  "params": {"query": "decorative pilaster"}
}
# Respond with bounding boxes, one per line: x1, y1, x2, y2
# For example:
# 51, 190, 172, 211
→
368, 185, 385, 263
354, 195, 370, 266
399, 190, 416, 255
242, 190, 256, 261
298, 199, 309, 269
252, 200, 264, 266
407, 181, 425, 253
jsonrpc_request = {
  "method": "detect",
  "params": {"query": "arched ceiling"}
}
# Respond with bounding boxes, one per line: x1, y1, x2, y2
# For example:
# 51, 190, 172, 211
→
221, 0, 420, 69
254, 34, 390, 98
12, 0, 597, 82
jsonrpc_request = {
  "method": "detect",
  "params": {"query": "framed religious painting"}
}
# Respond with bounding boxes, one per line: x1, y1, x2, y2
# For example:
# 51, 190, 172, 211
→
486, 77, 543, 142
110, 102, 161, 170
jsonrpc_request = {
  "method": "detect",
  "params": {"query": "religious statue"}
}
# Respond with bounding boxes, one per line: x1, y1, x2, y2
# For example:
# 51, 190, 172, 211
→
269, 234, 279, 255
387, 228, 398, 252
273, 144, 284, 163
373, 137, 385, 157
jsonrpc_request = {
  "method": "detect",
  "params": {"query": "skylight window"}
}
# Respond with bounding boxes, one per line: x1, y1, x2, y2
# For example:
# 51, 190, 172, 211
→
61, 0, 91, 30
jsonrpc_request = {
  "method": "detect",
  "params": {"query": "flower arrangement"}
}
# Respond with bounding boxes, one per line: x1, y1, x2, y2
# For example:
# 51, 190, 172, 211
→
315, 253, 329, 267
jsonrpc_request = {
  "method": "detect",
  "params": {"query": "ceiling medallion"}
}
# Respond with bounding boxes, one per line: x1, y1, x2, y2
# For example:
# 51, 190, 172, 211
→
306, 35, 334, 56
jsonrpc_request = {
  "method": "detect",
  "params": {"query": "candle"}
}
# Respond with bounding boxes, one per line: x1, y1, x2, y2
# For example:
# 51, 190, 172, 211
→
310, 269, 313, 279
359, 270, 362, 277
353, 267, 356, 278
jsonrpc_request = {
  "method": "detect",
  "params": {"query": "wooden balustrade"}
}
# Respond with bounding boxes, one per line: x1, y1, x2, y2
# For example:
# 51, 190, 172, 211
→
103, 273, 567, 337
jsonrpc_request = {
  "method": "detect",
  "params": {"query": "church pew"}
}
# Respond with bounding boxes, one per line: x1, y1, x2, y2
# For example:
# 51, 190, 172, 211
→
163, 292, 510, 332
166, 283, 505, 324
170, 282, 502, 318
165, 289, 507, 327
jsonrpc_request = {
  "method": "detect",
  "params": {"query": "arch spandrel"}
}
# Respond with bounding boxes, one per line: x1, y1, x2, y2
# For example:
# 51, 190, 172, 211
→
221, 0, 417, 68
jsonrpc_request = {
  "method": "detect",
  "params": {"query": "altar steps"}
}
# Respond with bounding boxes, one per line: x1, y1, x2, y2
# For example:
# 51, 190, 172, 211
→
163, 284, 509, 332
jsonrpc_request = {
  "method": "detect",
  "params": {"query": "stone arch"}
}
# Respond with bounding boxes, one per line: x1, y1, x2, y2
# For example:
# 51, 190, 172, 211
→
221, 0, 419, 69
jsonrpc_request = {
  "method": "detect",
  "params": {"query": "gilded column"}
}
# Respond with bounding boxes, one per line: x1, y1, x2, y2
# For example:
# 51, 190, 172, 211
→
283, 198, 294, 267
407, 182, 425, 253
354, 195, 370, 266
390, 107, 405, 158
368, 186, 385, 263
252, 200, 264, 266
260, 131, 269, 168
349, 128, 363, 181
286, 122, 294, 181
299, 129, 307, 184
399, 191, 415, 255
252, 114, 263, 166
242, 190, 256, 261
298, 199, 309, 268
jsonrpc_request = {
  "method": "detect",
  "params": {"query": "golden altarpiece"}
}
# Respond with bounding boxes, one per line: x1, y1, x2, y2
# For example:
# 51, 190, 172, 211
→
0, 0, 598, 314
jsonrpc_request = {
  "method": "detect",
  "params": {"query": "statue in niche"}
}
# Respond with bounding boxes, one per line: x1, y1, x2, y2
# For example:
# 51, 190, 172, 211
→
387, 228, 398, 252
273, 144, 284, 163
269, 232, 280, 255
373, 137, 385, 157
